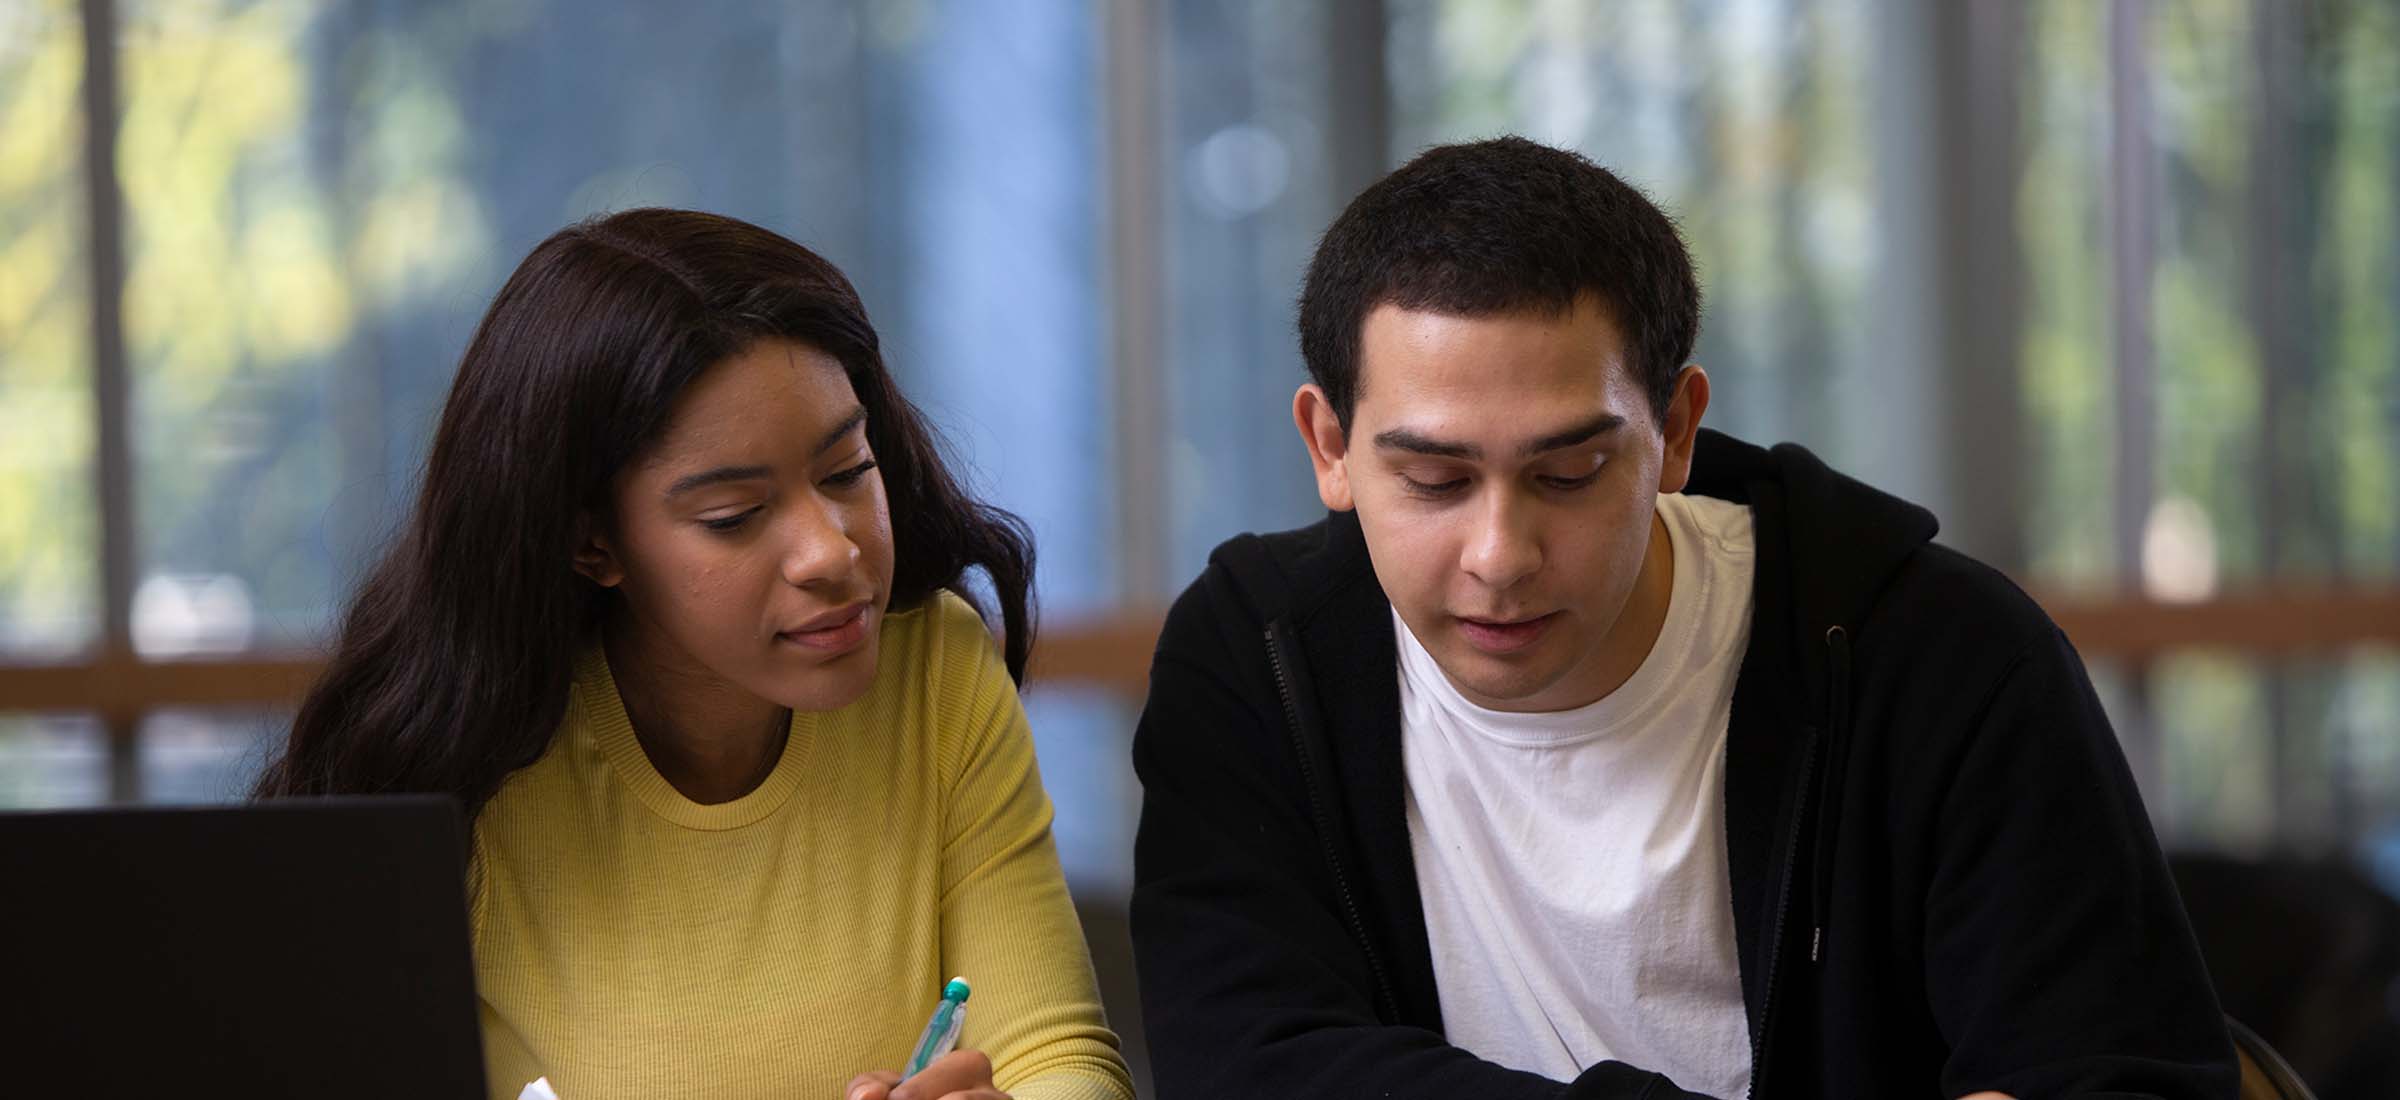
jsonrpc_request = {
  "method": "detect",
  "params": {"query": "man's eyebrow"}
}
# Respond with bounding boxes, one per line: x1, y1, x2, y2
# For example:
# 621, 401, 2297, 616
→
1370, 413, 1626, 462
1372, 427, 1479, 460
663, 407, 869, 499
1522, 413, 1624, 456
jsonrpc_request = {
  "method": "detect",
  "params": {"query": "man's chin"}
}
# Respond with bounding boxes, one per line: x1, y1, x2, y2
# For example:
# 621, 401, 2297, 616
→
1433, 648, 1575, 712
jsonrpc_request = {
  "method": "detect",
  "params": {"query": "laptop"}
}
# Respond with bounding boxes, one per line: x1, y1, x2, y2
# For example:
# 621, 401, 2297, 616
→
0, 795, 489, 1098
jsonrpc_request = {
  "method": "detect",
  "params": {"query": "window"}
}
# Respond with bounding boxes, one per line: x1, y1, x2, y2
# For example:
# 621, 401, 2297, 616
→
3, 0, 1115, 840
5, 0, 2399, 870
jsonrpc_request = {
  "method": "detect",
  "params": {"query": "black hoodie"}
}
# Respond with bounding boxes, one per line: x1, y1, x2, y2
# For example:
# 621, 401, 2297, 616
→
1128, 430, 2238, 1099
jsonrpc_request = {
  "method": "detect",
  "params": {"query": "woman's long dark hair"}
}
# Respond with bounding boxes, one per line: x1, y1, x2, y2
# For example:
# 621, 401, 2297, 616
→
253, 209, 1036, 817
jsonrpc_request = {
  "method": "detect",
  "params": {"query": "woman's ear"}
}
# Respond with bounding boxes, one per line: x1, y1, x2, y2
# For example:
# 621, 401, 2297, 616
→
569, 513, 625, 588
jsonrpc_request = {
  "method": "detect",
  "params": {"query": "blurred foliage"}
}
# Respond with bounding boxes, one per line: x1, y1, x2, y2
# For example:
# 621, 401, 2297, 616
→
2020, 0, 2400, 850
118, 0, 490, 646
1407, 0, 2400, 853
0, 0, 97, 656
1, 0, 2395, 849
1402, 0, 1872, 454
0, 0, 498, 655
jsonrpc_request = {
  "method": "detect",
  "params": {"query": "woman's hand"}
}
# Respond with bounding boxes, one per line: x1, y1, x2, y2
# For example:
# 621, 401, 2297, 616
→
844, 1050, 1009, 1100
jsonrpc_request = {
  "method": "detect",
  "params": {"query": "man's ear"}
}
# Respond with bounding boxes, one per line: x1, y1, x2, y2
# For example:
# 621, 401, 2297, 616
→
1656, 364, 1712, 494
1293, 384, 1355, 512
570, 513, 625, 588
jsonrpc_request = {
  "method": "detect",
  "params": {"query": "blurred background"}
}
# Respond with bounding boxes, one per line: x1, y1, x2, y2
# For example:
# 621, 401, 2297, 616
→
3, 0, 2399, 1095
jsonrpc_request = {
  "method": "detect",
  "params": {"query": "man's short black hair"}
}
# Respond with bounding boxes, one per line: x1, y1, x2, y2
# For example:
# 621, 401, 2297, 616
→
1298, 136, 1701, 428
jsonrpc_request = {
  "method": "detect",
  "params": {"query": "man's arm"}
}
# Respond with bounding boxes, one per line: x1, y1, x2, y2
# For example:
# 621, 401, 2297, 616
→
1921, 628, 2239, 1100
1128, 575, 1715, 1100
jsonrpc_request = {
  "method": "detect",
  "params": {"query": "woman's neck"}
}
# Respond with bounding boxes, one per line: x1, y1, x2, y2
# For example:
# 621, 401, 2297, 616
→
602, 626, 790, 805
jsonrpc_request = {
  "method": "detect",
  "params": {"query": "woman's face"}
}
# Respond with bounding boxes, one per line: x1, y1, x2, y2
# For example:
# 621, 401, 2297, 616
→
576, 339, 897, 713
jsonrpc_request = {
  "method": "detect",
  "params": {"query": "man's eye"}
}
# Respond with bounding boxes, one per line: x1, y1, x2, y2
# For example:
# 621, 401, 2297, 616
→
1401, 475, 1466, 498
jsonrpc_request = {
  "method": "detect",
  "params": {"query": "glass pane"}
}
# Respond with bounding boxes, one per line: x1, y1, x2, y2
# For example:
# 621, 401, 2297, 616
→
1159, 1, 1349, 585
2082, 657, 2161, 800
2022, 0, 2400, 859
119, 0, 377, 655
0, 713, 107, 809
1022, 684, 1151, 1096
863, 0, 1111, 615
2149, 0, 2260, 585
1022, 686, 1138, 897
114, 0, 1108, 654
2023, 0, 2400, 596
139, 706, 285, 805
2317, 1, 2400, 580
2138, 652, 2400, 859
0, 0, 98, 657
2351, 654, 2400, 892
2152, 653, 2273, 852
1392, 0, 1878, 461
2018, 0, 2116, 591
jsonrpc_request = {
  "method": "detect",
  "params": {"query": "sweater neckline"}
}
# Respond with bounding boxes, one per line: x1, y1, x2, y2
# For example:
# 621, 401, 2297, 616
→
572, 646, 813, 831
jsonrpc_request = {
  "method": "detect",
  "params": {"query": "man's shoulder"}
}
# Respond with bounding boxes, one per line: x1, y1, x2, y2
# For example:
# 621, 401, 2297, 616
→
1850, 541, 2077, 705
1151, 523, 1303, 670
1174, 513, 1372, 621
1876, 542, 2055, 640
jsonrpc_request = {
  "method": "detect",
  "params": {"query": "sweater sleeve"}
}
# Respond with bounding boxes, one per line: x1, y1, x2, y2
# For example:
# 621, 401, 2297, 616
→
1921, 629, 2239, 1100
931, 598, 1134, 1100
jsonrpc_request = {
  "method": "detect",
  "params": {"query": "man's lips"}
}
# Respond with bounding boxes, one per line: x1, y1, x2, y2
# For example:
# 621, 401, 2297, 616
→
778, 602, 871, 651
1454, 611, 1558, 655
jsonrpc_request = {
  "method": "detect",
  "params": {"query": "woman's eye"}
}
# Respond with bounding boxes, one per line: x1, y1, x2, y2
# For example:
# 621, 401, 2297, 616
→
826, 458, 879, 488
699, 508, 760, 533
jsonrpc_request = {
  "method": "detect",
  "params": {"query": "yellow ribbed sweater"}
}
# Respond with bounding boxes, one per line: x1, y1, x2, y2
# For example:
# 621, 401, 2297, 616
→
468, 592, 1131, 1100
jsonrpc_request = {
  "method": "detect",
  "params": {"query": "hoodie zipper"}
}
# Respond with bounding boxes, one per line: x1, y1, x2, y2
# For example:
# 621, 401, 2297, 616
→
1744, 725, 1819, 1099
1746, 625, 1853, 1098
1265, 621, 1402, 1022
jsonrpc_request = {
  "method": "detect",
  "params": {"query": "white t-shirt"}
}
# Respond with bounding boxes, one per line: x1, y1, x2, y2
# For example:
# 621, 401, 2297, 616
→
1400, 490, 1757, 1098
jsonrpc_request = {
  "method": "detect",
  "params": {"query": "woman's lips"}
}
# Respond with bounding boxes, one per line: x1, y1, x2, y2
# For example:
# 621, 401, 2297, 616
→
779, 602, 870, 651
1455, 611, 1556, 655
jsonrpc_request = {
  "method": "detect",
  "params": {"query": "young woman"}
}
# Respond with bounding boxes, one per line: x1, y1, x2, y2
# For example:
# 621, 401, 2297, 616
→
255, 209, 1131, 1100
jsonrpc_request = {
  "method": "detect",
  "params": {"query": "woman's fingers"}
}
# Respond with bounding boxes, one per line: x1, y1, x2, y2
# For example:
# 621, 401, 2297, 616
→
845, 1068, 902, 1100
889, 1050, 996, 1100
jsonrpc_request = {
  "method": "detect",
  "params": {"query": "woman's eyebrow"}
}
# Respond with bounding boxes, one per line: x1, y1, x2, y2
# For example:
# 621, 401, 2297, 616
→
663, 465, 773, 499
661, 407, 869, 499
812, 406, 868, 457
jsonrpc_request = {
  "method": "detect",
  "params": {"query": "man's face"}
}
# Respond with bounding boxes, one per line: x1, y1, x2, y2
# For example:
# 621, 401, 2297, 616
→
1296, 296, 1705, 713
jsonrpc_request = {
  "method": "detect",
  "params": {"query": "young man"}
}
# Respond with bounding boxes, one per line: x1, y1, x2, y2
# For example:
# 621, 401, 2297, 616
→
1127, 137, 2237, 1099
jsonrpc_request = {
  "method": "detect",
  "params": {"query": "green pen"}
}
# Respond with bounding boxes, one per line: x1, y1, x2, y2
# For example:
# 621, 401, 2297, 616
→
901, 976, 972, 1080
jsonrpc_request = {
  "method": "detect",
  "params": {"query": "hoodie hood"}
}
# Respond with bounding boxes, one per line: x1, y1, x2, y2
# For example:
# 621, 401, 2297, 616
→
1681, 428, 1939, 711
1683, 428, 1938, 631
